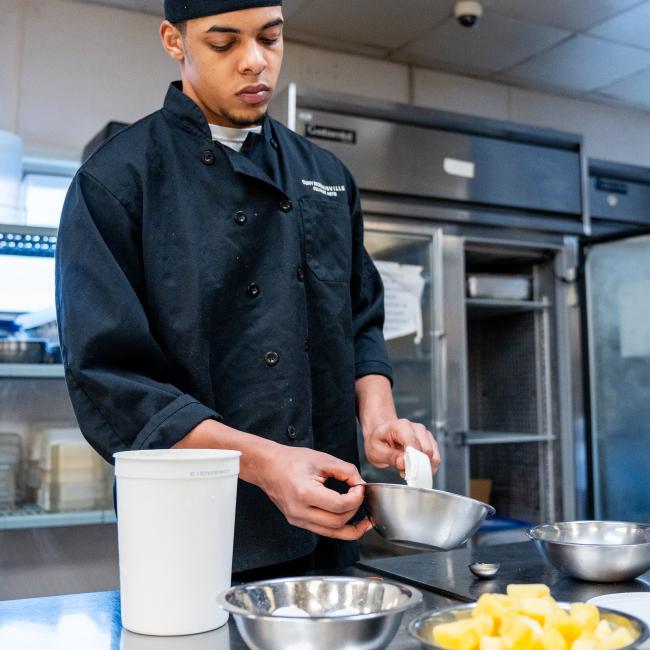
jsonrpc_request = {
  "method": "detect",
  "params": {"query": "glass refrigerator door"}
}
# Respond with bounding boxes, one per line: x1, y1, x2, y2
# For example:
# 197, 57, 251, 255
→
362, 228, 442, 486
586, 234, 650, 520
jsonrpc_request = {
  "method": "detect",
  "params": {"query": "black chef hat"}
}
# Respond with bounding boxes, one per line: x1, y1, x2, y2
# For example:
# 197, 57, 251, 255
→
165, 0, 282, 23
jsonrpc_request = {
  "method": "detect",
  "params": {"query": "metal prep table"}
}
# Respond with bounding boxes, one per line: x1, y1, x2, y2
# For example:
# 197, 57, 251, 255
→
1, 542, 648, 650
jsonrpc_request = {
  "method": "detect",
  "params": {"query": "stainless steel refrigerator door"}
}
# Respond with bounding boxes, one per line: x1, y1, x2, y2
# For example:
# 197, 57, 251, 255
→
362, 224, 445, 488
586, 234, 650, 521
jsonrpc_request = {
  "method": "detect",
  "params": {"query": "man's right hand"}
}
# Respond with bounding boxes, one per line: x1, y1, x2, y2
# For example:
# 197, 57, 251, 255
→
176, 419, 372, 540
256, 446, 372, 541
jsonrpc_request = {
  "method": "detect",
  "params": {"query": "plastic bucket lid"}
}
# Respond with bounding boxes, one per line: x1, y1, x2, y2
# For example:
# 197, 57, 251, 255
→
114, 449, 240, 480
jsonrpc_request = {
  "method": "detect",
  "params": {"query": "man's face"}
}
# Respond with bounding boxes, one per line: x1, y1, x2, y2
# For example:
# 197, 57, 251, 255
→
162, 6, 284, 128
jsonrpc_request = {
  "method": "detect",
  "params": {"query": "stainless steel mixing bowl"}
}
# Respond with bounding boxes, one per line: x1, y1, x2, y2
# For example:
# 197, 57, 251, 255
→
364, 483, 495, 551
528, 520, 650, 582
218, 576, 422, 650
408, 601, 649, 650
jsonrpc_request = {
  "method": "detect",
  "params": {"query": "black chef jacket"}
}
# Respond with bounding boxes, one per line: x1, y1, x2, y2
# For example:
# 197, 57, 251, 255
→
55, 81, 393, 572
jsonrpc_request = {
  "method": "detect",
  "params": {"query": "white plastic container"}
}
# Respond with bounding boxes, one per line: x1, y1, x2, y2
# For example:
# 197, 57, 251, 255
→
114, 449, 240, 636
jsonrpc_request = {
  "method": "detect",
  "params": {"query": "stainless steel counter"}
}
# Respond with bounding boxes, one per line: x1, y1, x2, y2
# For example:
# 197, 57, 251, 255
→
0, 570, 456, 650
3, 543, 649, 650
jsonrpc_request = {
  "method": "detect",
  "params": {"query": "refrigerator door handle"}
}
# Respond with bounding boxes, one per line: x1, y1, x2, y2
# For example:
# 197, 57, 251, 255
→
433, 328, 448, 444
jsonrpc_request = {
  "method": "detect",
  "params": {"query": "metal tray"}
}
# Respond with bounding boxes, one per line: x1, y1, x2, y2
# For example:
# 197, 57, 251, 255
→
466, 274, 531, 301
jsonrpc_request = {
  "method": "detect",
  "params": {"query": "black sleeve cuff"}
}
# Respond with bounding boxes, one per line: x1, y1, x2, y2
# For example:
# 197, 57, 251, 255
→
355, 361, 394, 387
132, 394, 222, 450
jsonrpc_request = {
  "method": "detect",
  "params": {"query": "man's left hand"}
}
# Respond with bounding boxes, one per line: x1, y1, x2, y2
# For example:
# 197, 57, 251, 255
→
363, 418, 440, 474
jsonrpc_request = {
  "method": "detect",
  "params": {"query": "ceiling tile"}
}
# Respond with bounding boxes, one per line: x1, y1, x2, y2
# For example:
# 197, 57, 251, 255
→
287, 0, 453, 50
283, 28, 389, 58
482, 0, 644, 31
506, 35, 650, 92
594, 67, 650, 109
588, 1, 650, 50
394, 13, 569, 73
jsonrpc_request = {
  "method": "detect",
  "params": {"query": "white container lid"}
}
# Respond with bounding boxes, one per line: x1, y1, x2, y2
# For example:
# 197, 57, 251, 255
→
114, 449, 241, 480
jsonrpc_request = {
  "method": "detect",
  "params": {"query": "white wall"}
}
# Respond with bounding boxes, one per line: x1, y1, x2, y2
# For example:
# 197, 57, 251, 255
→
3, 0, 650, 167
2, 0, 177, 160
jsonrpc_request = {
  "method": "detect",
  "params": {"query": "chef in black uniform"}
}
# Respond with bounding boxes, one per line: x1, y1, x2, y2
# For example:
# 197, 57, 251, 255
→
55, 0, 440, 579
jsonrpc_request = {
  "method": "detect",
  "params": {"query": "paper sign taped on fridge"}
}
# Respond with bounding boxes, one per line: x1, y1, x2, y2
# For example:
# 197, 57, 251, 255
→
374, 260, 426, 343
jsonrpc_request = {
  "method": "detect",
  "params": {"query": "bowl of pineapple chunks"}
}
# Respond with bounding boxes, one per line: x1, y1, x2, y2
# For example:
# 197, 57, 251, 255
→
408, 583, 648, 650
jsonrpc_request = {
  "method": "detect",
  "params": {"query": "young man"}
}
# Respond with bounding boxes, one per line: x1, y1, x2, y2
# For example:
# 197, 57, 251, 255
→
55, 0, 439, 578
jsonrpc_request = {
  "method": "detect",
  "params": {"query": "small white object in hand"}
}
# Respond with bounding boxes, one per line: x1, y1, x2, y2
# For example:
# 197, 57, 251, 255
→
271, 606, 311, 617
404, 445, 433, 490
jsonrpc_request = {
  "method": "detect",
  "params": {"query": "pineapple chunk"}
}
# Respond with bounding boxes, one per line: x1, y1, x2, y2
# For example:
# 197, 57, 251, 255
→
500, 615, 534, 650
507, 584, 551, 599
475, 594, 516, 623
601, 627, 634, 650
480, 637, 505, 650
593, 620, 612, 641
518, 597, 555, 625
571, 640, 598, 650
473, 615, 496, 637
540, 627, 568, 650
545, 607, 583, 642
433, 618, 480, 650
570, 603, 600, 632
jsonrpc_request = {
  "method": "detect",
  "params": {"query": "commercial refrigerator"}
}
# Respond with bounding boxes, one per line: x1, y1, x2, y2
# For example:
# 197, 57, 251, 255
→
271, 86, 584, 526
583, 159, 650, 522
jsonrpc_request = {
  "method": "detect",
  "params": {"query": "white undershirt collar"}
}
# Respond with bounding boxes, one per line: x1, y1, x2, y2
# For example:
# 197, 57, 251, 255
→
209, 123, 263, 152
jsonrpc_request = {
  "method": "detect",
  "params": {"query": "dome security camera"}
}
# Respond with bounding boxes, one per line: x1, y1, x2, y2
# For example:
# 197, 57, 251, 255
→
454, 0, 483, 28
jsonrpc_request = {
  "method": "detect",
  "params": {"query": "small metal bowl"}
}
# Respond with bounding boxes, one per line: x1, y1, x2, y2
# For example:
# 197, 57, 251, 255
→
408, 602, 649, 650
528, 521, 650, 582
468, 562, 500, 579
218, 576, 422, 650
364, 483, 495, 551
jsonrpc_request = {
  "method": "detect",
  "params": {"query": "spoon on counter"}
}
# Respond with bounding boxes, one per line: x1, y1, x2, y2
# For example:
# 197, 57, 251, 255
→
469, 562, 500, 579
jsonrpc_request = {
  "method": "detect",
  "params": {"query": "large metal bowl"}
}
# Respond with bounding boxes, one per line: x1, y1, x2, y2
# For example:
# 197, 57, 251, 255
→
408, 601, 649, 650
364, 483, 495, 551
218, 576, 422, 650
528, 521, 650, 582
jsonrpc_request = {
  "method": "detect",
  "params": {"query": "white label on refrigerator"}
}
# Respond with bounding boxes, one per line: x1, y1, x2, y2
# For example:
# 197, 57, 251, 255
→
443, 157, 475, 179
374, 260, 425, 343
619, 280, 650, 357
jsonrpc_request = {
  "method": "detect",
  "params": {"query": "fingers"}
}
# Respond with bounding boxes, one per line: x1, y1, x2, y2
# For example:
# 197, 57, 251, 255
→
414, 423, 434, 458
304, 481, 365, 515
320, 458, 364, 487
289, 472, 367, 532
305, 518, 373, 541
371, 419, 439, 473
300, 504, 361, 530
287, 483, 369, 536
430, 437, 441, 474
388, 419, 420, 471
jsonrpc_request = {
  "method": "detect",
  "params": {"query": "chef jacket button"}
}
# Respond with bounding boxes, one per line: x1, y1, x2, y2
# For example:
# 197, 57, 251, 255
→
279, 200, 293, 213
286, 425, 297, 440
270, 138, 279, 150
296, 265, 304, 282
304, 338, 310, 353
265, 351, 279, 366
247, 282, 260, 298
234, 211, 247, 225
201, 150, 215, 165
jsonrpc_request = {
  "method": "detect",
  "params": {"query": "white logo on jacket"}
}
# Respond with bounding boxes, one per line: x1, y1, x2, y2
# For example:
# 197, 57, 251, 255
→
301, 179, 346, 198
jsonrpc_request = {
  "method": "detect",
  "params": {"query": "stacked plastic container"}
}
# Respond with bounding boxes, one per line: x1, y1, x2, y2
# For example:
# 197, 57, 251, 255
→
33, 427, 112, 512
0, 433, 21, 509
